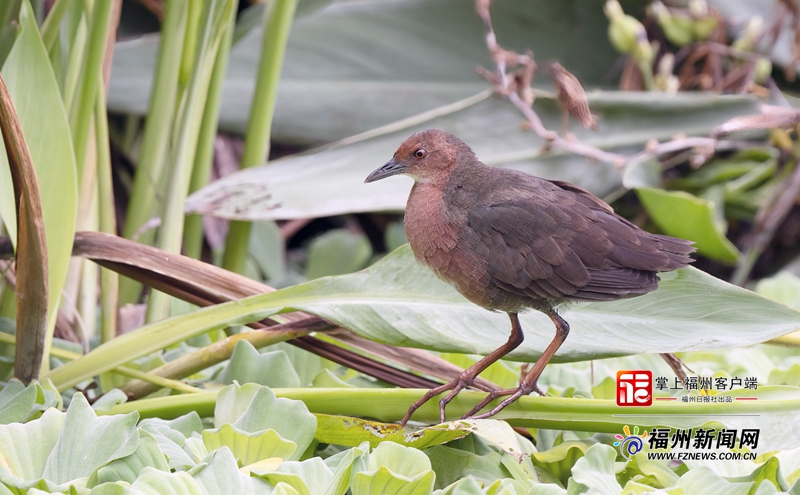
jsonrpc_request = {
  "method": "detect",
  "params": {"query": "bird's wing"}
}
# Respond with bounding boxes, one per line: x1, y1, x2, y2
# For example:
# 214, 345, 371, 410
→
465, 181, 692, 302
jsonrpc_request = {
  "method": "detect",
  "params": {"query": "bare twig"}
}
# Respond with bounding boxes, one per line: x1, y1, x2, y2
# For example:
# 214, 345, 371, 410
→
475, 0, 626, 167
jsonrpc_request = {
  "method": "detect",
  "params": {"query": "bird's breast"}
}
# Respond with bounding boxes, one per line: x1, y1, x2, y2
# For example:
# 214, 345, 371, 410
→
404, 183, 490, 304
405, 184, 457, 275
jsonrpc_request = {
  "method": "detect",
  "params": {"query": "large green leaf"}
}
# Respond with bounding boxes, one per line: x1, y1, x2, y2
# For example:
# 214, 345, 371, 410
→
240, 244, 800, 362
184, 92, 758, 221
0, 0, 77, 369
109, 0, 628, 143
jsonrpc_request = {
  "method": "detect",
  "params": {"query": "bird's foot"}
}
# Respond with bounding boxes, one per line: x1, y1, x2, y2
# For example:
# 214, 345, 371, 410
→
399, 374, 476, 426
462, 382, 545, 420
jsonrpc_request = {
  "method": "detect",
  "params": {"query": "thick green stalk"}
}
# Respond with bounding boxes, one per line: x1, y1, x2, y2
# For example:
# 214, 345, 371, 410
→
146, 0, 236, 322
95, 84, 118, 344
221, 0, 297, 274
67, 0, 112, 179
40, 0, 73, 52
119, 0, 188, 304
121, 323, 307, 398
106, 388, 799, 434
183, 1, 237, 260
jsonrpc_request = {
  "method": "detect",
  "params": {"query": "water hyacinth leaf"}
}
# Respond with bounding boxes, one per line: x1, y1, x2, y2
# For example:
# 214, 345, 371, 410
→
306, 229, 372, 280
566, 444, 621, 495
213, 383, 316, 461
126, 466, 206, 495
0, 407, 65, 486
92, 432, 169, 486
43, 394, 139, 485
673, 466, 754, 495
531, 442, 589, 488
756, 271, 800, 311
0, 379, 43, 424
255, 457, 342, 495
216, 340, 301, 388
247, 244, 800, 362
185, 92, 758, 222
201, 424, 297, 465
351, 441, 436, 495
190, 447, 275, 495
636, 188, 740, 264
426, 445, 507, 491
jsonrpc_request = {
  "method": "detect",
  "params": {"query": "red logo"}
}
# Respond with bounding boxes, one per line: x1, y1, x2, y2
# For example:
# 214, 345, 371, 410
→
616, 370, 652, 406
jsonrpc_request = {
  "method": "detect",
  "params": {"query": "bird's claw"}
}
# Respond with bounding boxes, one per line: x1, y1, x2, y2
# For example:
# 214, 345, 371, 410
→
399, 375, 475, 426
462, 380, 545, 419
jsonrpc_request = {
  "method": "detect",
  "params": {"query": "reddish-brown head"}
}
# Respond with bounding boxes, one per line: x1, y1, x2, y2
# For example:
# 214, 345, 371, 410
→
364, 129, 474, 185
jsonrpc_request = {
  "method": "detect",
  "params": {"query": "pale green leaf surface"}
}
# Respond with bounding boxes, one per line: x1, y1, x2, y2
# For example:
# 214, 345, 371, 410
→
202, 423, 297, 464
434, 477, 484, 495
0, 379, 39, 424
254, 244, 800, 362
110, 0, 624, 143
0, 0, 77, 328
306, 229, 372, 280
0, 407, 64, 485
565, 444, 621, 495
673, 466, 753, 495
531, 442, 589, 488
190, 447, 274, 495
213, 383, 316, 461
256, 457, 333, 495
637, 188, 740, 263
125, 466, 206, 495
93, 432, 169, 486
185, 93, 758, 221
43, 394, 139, 485
756, 272, 800, 311
217, 340, 302, 388
352, 441, 436, 495
426, 445, 507, 491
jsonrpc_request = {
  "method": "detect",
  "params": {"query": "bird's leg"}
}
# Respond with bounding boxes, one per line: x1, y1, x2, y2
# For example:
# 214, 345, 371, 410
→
465, 310, 570, 419
399, 312, 524, 426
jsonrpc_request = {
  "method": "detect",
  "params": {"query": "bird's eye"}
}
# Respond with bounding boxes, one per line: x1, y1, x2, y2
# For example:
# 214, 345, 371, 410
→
414, 149, 427, 159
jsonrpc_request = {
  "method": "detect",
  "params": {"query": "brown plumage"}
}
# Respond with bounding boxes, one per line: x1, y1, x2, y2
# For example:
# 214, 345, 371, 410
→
365, 129, 694, 425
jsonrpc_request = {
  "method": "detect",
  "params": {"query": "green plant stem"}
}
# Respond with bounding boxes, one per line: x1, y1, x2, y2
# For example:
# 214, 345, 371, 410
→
40, 0, 73, 52
95, 84, 118, 344
183, 1, 237, 260
111, 365, 203, 394
121, 324, 309, 398
106, 387, 800, 433
221, 0, 297, 274
119, 0, 188, 305
68, 0, 112, 179
146, 0, 236, 322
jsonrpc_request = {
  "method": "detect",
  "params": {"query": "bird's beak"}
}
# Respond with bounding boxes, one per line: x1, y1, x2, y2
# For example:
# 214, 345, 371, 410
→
364, 158, 406, 183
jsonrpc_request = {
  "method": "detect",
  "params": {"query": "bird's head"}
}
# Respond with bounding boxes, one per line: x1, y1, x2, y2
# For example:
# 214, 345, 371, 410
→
364, 129, 472, 185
